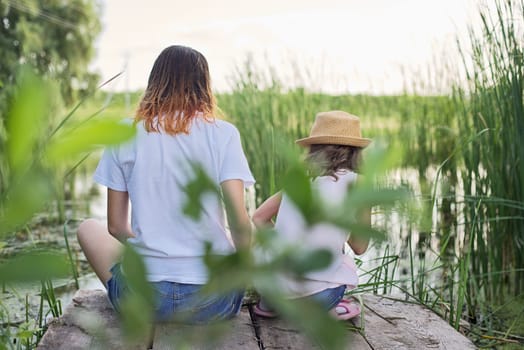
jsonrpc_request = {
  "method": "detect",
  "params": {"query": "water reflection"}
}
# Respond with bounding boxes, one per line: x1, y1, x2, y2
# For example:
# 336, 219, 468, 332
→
356, 166, 455, 301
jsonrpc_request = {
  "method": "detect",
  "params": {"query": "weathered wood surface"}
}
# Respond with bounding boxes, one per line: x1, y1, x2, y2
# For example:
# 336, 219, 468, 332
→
153, 310, 258, 350
255, 315, 371, 350
361, 295, 476, 349
37, 289, 149, 350
38, 289, 476, 350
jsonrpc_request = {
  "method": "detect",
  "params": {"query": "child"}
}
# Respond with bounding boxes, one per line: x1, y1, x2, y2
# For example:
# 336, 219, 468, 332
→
252, 110, 371, 320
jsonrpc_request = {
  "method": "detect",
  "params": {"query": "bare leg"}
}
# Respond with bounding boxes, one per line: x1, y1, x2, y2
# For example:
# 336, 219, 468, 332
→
77, 218, 122, 285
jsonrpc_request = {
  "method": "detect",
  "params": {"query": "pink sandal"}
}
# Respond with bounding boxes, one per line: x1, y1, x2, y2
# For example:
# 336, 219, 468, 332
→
253, 303, 277, 318
331, 297, 361, 320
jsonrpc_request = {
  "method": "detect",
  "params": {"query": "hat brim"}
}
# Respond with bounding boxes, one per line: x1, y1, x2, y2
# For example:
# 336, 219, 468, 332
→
295, 135, 372, 148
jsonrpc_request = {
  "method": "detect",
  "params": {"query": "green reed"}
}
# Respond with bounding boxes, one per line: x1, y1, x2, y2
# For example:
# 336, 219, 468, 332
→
63, 221, 79, 290
454, 0, 524, 299
217, 61, 447, 203
356, 249, 399, 295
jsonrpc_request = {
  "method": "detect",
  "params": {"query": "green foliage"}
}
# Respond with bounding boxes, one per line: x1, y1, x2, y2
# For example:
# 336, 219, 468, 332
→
0, 0, 102, 110
119, 245, 155, 343
0, 1, 102, 205
455, 0, 524, 298
1, 68, 53, 234
0, 171, 51, 234
46, 119, 136, 162
5, 68, 48, 173
183, 164, 221, 220
0, 68, 136, 348
282, 163, 315, 222
0, 68, 136, 235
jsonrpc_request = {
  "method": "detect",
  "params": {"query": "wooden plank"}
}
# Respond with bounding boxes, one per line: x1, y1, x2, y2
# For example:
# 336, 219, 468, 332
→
36, 320, 93, 350
152, 308, 258, 350
37, 289, 149, 350
359, 294, 476, 350
39, 290, 478, 350
255, 315, 371, 350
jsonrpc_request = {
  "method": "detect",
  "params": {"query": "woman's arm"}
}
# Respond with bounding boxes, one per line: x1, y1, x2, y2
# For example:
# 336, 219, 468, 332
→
221, 180, 253, 250
107, 188, 135, 243
252, 192, 282, 229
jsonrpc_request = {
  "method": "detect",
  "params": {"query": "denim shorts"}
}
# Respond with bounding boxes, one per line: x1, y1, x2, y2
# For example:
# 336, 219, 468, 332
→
106, 264, 244, 324
304, 284, 346, 310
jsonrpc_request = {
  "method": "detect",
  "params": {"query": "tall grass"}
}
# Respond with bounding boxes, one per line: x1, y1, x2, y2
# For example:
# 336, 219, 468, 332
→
217, 62, 453, 203
455, 0, 524, 299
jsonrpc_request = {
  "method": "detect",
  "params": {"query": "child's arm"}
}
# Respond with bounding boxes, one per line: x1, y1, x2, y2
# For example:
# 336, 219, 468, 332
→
347, 207, 371, 255
252, 192, 282, 229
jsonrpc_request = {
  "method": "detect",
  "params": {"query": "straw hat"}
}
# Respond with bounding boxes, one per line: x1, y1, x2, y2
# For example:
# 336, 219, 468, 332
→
295, 110, 372, 148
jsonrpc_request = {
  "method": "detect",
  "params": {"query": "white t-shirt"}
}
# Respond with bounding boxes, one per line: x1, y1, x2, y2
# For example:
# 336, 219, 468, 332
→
93, 118, 255, 284
271, 171, 359, 297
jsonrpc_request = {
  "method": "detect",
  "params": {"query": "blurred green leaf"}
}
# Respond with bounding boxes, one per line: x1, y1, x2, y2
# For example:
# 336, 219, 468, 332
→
346, 187, 409, 208
0, 252, 69, 282
6, 67, 49, 174
119, 244, 155, 342
202, 243, 255, 294
325, 186, 409, 237
254, 227, 279, 248
203, 243, 253, 271
282, 164, 315, 223
183, 166, 219, 220
259, 291, 348, 350
203, 241, 332, 299
278, 248, 332, 275
342, 222, 388, 242
0, 170, 52, 236
360, 142, 403, 186
119, 295, 153, 344
121, 244, 154, 305
157, 322, 231, 348
16, 330, 35, 339
45, 119, 136, 162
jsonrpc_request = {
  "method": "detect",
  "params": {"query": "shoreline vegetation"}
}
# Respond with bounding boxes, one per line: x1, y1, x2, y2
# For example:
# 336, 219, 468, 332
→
0, 0, 523, 348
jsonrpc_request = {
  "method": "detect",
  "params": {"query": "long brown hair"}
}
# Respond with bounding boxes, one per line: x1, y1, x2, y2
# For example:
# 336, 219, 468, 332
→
135, 45, 216, 134
306, 144, 362, 180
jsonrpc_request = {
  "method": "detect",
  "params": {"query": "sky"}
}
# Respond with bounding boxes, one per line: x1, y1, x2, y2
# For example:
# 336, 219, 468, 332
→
91, 0, 484, 94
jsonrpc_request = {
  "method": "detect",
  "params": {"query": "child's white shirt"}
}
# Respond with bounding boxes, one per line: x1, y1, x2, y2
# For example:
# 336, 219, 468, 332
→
93, 118, 255, 284
272, 171, 359, 297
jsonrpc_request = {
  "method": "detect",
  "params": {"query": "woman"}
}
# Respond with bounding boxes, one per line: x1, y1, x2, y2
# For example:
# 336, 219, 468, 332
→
77, 45, 255, 323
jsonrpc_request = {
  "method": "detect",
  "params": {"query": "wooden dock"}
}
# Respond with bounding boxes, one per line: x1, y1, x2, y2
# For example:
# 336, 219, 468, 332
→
37, 289, 476, 349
